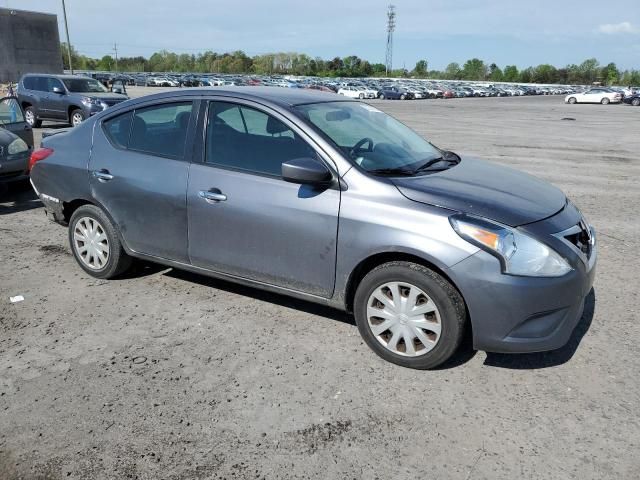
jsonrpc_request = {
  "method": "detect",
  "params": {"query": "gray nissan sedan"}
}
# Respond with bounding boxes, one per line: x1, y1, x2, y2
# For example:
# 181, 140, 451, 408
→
29, 87, 596, 369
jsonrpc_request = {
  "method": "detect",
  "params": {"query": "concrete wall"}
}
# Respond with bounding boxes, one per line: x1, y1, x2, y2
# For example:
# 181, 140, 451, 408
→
0, 8, 63, 83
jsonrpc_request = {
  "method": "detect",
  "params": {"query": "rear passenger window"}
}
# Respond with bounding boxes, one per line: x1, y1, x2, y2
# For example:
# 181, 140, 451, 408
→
128, 102, 192, 159
205, 102, 316, 176
103, 112, 132, 148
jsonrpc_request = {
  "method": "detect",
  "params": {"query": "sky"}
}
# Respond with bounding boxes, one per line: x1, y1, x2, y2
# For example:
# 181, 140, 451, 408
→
5, 0, 640, 70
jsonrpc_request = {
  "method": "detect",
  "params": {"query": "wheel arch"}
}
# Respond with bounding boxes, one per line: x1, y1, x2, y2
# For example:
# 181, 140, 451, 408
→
68, 105, 84, 121
343, 251, 465, 314
62, 197, 133, 254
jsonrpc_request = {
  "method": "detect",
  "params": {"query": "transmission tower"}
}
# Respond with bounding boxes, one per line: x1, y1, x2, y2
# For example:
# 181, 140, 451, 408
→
385, 5, 396, 76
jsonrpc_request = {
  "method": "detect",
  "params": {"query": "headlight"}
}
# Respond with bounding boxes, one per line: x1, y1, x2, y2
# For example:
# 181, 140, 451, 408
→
7, 138, 29, 155
450, 215, 572, 277
81, 97, 101, 106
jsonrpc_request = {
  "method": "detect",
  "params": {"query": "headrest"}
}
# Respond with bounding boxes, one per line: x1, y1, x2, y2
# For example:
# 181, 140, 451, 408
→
266, 115, 288, 135
132, 116, 146, 136
175, 111, 190, 130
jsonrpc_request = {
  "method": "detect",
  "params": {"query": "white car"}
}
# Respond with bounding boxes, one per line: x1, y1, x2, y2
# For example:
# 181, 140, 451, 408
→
338, 86, 373, 99
565, 88, 622, 105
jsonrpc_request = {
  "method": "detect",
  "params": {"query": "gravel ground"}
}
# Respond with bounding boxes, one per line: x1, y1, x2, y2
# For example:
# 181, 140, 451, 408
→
1, 91, 639, 479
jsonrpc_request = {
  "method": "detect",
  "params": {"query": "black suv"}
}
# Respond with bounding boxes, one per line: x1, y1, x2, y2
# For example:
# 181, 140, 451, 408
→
16, 74, 129, 128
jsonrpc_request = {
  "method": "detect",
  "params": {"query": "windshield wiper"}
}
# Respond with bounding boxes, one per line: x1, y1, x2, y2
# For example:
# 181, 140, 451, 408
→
367, 167, 417, 176
411, 153, 460, 174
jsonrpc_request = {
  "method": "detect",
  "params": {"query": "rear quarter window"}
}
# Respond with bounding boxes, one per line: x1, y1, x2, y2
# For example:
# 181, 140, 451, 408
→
103, 111, 133, 148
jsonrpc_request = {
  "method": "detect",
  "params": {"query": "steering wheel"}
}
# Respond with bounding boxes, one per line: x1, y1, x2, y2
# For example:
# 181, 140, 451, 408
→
349, 137, 374, 159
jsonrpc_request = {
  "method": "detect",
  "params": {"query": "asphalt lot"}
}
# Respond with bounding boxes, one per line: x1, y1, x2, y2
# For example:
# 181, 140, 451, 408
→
1, 90, 639, 479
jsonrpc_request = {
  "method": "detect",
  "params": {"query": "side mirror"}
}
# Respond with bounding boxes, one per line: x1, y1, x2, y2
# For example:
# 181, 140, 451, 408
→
52, 86, 65, 94
282, 157, 333, 185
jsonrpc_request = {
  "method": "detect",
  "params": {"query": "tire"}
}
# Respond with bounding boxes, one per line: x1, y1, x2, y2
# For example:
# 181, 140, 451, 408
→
631, 98, 640, 106
70, 109, 85, 127
400, 94, 406, 100
24, 106, 42, 128
379, 94, 385, 100
601, 97, 610, 105
69, 205, 132, 279
353, 261, 466, 369
359, 93, 364, 99
568, 97, 577, 104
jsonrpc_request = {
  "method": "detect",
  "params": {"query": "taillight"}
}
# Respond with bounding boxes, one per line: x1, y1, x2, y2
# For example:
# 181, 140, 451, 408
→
28, 147, 54, 171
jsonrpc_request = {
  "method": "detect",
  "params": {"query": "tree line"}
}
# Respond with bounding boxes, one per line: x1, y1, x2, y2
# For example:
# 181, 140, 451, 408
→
61, 44, 640, 85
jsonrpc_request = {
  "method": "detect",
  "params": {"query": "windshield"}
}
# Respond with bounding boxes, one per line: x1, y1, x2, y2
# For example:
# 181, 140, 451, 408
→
295, 101, 443, 173
62, 78, 108, 93
0, 97, 25, 125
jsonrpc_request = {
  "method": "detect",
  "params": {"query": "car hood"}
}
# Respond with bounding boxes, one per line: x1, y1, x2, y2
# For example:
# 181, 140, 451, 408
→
391, 156, 566, 227
0, 127, 19, 145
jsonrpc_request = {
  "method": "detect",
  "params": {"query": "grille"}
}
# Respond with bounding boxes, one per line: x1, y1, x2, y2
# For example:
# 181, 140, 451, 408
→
554, 219, 594, 264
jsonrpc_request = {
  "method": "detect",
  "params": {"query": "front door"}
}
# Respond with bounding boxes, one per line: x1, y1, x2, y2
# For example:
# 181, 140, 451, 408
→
187, 100, 340, 297
0, 97, 34, 147
43, 77, 68, 120
89, 100, 196, 262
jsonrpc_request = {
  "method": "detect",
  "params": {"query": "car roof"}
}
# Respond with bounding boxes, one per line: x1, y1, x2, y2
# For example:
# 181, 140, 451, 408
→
124, 86, 353, 108
22, 73, 94, 80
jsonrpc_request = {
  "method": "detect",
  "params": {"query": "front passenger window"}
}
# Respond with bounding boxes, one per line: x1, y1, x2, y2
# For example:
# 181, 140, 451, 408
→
205, 102, 316, 176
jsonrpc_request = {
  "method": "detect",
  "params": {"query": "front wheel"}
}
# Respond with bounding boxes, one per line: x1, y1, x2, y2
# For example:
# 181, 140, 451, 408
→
567, 97, 577, 104
69, 205, 132, 279
601, 97, 610, 105
70, 109, 85, 127
379, 94, 385, 99
632, 98, 640, 106
400, 94, 406, 100
354, 261, 466, 369
24, 106, 42, 128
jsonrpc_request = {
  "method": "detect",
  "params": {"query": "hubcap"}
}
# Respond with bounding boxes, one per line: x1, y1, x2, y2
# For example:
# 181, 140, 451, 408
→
366, 282, 442, 357
25, 110, 34, 125
72, 113, 83, 126
73, 217, 109, 270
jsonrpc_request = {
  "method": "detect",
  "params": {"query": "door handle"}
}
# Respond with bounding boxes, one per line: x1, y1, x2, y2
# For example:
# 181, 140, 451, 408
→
198, 189, 227, 203
92, 169, 114, 182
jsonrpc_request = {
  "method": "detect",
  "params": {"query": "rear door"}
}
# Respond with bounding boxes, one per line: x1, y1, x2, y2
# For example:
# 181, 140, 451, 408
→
0, 97, 34, 147
89, 100, 197, 262
186, 99, 340, 297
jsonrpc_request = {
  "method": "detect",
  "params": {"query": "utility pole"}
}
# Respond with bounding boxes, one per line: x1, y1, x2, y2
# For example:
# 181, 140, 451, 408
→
385, 5, 396, 76
61, 0, 73, 74
113, 43, 119, 72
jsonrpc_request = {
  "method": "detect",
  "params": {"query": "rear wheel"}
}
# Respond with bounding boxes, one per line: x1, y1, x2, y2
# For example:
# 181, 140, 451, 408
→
24, 106, 41, 128
69, 205, 132, 279
359, 93, 364, 99
379, 94, 385, 100
601, 97, 610, 105
70, 109, 85, 127
354, 261, 466, 369
400, 94, 406, 100
568, 97, 577, 104
631, 98, 640, 106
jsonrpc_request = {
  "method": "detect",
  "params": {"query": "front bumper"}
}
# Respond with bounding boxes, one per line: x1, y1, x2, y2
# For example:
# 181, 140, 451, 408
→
0, 152, 30, 183
448, 214, 597, 354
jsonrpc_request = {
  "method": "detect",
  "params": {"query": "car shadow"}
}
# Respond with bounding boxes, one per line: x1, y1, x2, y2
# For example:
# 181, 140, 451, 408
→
483, 288, 596, 369
163, 267, 355, 326
123, 262, 595, 370
0, 182, 41, 215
